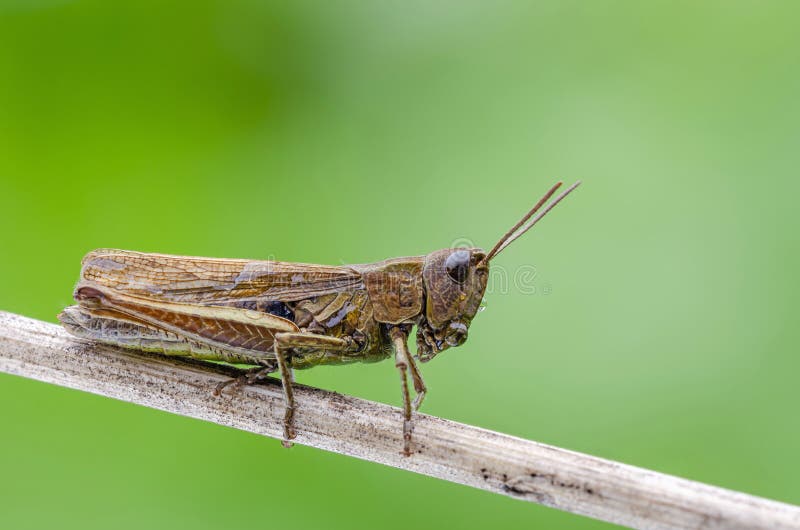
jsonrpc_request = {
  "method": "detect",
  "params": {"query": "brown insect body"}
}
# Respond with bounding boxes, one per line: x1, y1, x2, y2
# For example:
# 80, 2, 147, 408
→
63, 248, 485, 366
60, 181, 580, 455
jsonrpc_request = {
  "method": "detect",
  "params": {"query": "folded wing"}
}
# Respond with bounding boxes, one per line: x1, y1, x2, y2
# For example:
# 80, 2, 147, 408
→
80, 249, 365, 306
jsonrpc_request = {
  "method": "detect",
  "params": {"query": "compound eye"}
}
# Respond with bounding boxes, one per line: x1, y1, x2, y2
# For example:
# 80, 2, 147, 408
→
445, 250, 470, 284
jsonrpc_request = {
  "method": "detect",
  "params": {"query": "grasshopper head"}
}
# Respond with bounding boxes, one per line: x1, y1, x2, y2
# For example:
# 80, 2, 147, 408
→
415, 181, 581, 362
416, 247, 489, 362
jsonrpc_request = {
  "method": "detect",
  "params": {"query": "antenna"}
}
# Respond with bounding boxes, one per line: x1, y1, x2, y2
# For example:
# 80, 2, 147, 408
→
483, 181, 581, 263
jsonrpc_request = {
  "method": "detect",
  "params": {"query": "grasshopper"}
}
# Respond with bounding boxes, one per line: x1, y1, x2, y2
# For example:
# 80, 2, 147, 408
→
59, 181, 580, 455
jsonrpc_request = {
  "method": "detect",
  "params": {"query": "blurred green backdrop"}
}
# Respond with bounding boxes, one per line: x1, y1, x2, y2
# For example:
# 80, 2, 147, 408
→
1, 1, 798, 529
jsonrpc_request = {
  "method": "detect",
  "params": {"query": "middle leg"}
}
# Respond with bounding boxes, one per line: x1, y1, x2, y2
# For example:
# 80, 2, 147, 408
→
273, 332, 359, 448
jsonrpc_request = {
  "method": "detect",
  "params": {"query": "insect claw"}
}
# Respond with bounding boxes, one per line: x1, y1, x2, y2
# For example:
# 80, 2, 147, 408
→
214, 365, 276, 397
213, 376, 244, 396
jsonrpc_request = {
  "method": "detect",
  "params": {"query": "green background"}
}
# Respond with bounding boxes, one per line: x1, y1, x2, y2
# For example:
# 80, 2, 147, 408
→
1, 1, 798, 529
